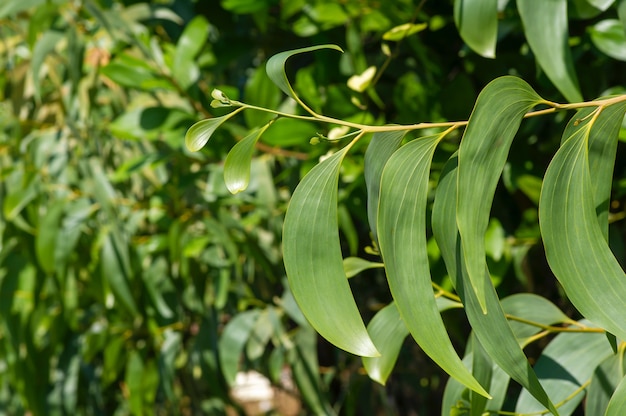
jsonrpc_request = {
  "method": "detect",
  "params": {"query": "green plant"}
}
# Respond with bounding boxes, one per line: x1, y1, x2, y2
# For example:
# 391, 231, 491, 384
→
186, 33, 626, 416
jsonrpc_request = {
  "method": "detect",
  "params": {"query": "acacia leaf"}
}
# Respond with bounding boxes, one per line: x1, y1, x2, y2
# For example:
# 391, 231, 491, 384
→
377, 135, 489, 397
432, 154, 558, 414
364, 130, 407, 242
266, 44, 343, 100
185, 108, 244, 152
224, 122, 271, 194
539, 101, 626, 341
586, 352, 626, 415
454, 0, 498, 58
515, 321, 614, 415
457, 76, 542, 313
283, 144, 379, 357
516, 0, 582, 102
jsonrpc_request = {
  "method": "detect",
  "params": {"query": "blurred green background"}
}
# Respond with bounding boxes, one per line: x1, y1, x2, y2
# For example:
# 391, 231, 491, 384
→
1, 0, 626, 414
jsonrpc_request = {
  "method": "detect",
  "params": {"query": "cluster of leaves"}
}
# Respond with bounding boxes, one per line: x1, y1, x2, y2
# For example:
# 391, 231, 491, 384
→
186, 1, 626, 415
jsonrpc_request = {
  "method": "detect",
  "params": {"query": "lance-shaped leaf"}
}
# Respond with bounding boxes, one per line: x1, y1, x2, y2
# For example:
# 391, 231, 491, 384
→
539, 102, 626, 342
587, 353, 626, 416
606, 375, 626, 416
266, 44, 343, 111
454, 0, 498, 58
433, 154, 558, 414
218, 309, 260, 386
343, 257, 384, 278
377, 135, 489, 397
515, 321, 613, 415
224, 122, 272, 194
516, 0, 582, 102
364, 130, 407, 242
185, 107, 245, 152
362, 302, 408, 385
283, 144, 379, 357
457, 76, 542, 313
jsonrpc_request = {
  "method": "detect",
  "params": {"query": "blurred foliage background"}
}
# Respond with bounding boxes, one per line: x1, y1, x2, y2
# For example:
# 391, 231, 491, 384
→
1, 0, 626, 414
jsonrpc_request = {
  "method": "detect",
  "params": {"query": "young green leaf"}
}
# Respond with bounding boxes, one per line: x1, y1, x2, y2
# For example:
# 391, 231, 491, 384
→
265, 44, 343, 110
516, 0, 582, 102
342, 257, 384, 278
364, 130, 407, 242
454, 0, 498, 58
185, 107, 245, 152
377, 135, 489, 398
539, 102, 626, 342
283, 144, 379, 357
433, 154, 558, 414
224, 122, 272, 194
457, 76, 542, 313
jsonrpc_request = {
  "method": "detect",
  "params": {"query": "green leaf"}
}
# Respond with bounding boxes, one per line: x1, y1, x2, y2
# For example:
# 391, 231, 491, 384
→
457, 76, 542, 313
224, 122, 272, 194
454, 0, 498, 58
382, 22, 428, 41
100, 229, 138, 316
30, 30, 64, 100
35, 201, 65, 275
586, 352, 626, 415
266, 44, 343, 105
377, 135, 489, 398
590, 19, 626, 61
343, 257, 384, 278
515, 322, 614, 415
364, 130, 407, 242
432, 154, 558, 414
516, 0, 582, 102
185, 107, 245, 152
283, 144, 379, 357
619, 0, 626, 36
500, 294, 570, 346
606, 375, 626, 416
539, 102, 626, 341
362, 302, 409, 386
172, 16, 209, 89
218, 310, 260, 386
244, 66, 283, 128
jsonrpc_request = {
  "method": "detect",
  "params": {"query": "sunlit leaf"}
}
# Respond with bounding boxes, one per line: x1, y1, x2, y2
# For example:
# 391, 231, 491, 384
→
185, 107, 244, 152
515, 321, 613, 415
266, 44, 343, 101
378, 135, 489, 397
516, 0, 582, 102
283, 144, 379, 357
224, 122, 272, 194
382, 22, 428, 41
432, 154, 558, 414
539, 101, 626, 341
457, 76, 542, 313
101, 229, 138, 316
454, 0, 498, 58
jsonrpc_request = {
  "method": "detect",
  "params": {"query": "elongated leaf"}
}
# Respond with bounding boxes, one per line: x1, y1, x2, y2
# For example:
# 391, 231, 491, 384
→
185, 107, 245, 152
378, 135, 489, 397
586, 352, 626, 415
101, 230, 138, 316
364, 130, 407, 242
619, 0, 626, 36
454, 0, 498, 58
539, 102, 626, 341
516, 0, 582, 102
590, 19, 626, 61
224, 122, 272, 194
515, 322, 614, 415
35, 201, 65, 275
606, 375, 626, 416
433, 154, 558, 414
362, 302, 408, 385
218, 310, 260, 386
283, 144, 379, 357
266, 44, 343, 101
343, 257, 384, 278
457, 76, 542, 313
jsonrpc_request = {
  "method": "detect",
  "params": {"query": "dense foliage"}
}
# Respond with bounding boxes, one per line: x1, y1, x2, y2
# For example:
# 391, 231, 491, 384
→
2, 0, 626, 415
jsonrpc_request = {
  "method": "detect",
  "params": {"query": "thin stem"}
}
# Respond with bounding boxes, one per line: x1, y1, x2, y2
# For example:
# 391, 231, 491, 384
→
505, 314, 605, 333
